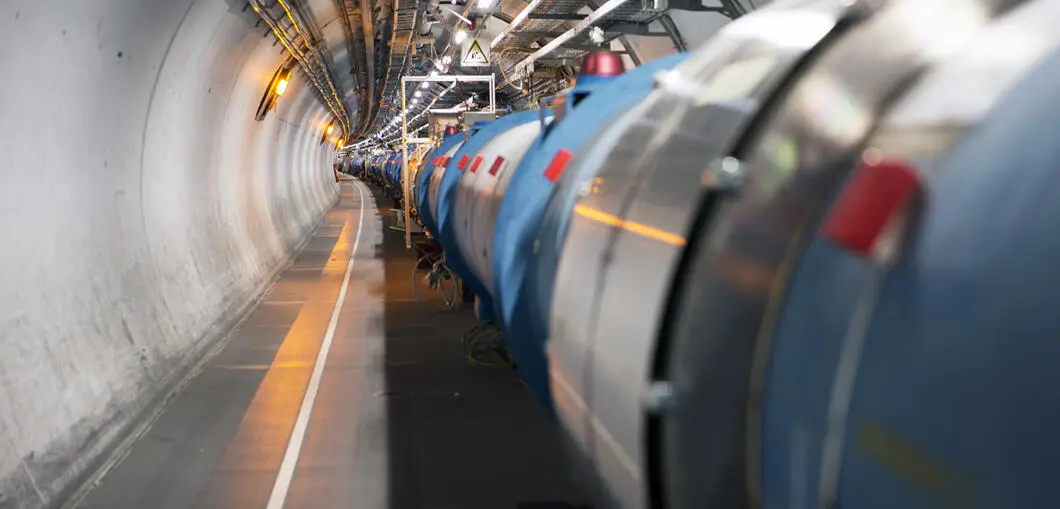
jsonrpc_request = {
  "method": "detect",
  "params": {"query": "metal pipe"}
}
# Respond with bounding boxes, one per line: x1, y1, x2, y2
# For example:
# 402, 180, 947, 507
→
337, 0, 371, 133
658, 13, 687, 52
402, 75, 497, 82
617, 35, 643, 65
275, 0, 352, 134
361, 0, 376, 136
362, 0, 418, 140
490, 0, 546, 48
250, 1, 350, 134
513, 0, 631, 73
252, 1, 348, 133
401, 79, 411, 248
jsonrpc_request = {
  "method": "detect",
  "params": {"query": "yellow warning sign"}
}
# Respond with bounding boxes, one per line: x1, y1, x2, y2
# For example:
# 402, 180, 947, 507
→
461, 38, 490, 67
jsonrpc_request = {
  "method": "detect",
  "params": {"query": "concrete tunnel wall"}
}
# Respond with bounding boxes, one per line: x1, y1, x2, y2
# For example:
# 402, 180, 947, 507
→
0, 1, 341, 507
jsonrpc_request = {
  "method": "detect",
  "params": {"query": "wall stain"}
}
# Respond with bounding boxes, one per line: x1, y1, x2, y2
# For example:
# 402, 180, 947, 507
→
120, 316, 135, 345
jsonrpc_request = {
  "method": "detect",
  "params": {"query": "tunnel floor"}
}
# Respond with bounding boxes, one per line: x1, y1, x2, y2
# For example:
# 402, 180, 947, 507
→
74, 181, 585, 509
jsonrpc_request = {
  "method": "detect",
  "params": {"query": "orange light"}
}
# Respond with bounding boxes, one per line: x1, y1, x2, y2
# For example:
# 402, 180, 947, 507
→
573, 204, 686, 246
326, 124, 335, 135
275, 78, 289, 96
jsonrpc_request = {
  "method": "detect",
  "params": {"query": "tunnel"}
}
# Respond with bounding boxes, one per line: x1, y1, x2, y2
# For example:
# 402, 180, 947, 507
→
0, 0, 346, 506
6, 0, 1060, 508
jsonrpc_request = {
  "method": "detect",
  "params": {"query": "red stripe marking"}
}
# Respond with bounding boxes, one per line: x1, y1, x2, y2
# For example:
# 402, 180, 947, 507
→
543, 148, 574, 183
469, 155, 484, 173
489, 156, 506, 176
821, 159, 921, 256
457, 155, 470, 170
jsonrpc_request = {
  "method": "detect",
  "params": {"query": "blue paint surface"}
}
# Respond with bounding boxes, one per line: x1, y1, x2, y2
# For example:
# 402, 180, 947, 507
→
492, 52, 689, 410
435, 111, 539, 320
416, 133, 463, 237
761, 50, 1060, 508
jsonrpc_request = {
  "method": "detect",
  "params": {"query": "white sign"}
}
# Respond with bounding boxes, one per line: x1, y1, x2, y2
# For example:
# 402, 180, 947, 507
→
460, 38, 491, 67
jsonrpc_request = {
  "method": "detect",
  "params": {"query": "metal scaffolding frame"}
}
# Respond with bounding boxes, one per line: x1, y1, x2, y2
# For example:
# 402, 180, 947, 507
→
399, 74, 497, 248
513, 0, 633, 73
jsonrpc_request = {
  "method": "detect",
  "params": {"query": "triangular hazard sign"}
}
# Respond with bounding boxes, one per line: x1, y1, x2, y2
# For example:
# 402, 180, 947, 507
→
463, 39, 489, 65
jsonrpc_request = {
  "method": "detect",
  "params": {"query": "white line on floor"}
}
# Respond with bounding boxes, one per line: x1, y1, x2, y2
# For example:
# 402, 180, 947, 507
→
265, 181, 366, 509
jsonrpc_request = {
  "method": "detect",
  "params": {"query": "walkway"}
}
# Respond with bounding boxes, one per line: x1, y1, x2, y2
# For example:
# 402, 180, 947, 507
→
74, 181, 585, 509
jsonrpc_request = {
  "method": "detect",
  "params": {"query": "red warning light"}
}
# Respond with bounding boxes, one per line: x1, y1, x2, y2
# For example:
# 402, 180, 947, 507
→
579, 51, 625, 77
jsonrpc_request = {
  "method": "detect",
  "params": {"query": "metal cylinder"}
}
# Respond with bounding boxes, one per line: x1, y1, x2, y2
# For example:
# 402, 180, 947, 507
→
545, 1, 876, 507
427, 140, 464, 235
348, 2, 1059, 508
450, 120, 541, 295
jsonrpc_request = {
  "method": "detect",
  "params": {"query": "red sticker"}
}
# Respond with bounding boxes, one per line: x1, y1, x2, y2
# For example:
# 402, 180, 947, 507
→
470, 155, 484, 173
821, 159, 921, 257
544, 148, 574, 183
457, 155, 470, 170
489, 156, 506, 176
